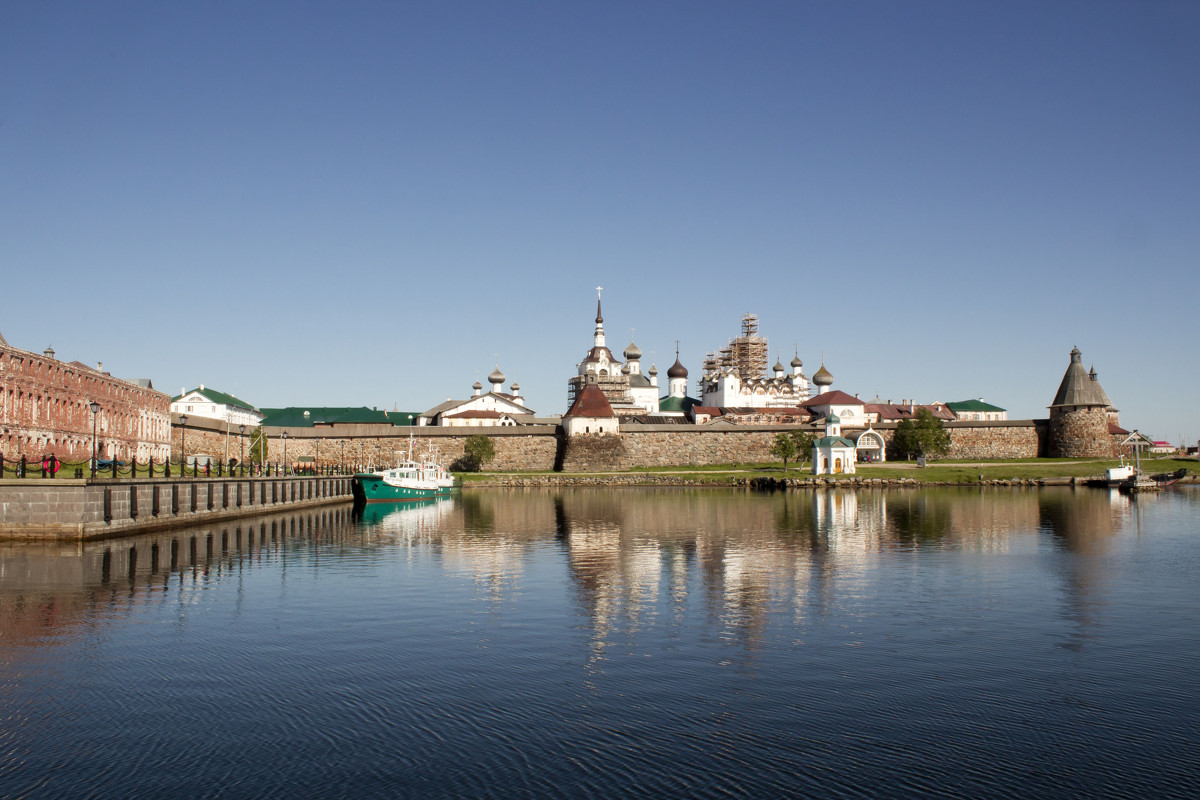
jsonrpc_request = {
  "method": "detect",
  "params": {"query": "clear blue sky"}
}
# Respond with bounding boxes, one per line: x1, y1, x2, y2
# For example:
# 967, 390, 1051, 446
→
3, 2, 1197, 442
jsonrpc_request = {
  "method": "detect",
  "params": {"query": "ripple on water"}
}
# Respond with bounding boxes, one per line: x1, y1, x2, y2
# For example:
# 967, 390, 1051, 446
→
2, 491, 1200, 798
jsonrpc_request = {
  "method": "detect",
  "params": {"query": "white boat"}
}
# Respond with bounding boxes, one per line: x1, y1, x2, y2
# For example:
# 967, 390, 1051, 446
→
1106, 460, 1134, 487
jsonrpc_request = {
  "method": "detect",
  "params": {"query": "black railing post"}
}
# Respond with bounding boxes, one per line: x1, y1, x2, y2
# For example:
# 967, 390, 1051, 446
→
20, 455, 27, 478
165, 459, 171, 478
112, 458, 118, 479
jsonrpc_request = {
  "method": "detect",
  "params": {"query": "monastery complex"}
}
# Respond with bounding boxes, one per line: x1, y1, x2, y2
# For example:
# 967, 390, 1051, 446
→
0, 295, 1143, 472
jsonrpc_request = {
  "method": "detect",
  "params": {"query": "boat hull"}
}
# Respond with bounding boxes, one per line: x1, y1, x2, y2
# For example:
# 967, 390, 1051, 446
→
352, 474, 440, 503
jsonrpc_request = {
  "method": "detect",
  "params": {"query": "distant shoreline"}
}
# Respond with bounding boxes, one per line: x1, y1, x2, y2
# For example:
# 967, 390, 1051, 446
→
459, 456, 1199, 489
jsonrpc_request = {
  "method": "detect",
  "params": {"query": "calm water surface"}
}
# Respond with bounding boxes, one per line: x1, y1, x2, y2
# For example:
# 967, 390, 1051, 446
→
2, 487, 1198, 799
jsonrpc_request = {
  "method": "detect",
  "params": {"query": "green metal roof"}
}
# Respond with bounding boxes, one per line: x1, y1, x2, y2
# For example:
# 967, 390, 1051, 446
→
946, 399, 1006, 413
172, 386, 257, 410
658, 395, 699, 414
259, 407, 420, 427
815, 435, 856, 448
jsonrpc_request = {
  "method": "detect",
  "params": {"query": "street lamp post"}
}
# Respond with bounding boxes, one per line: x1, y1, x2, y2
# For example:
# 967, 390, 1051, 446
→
179, 414, 188, 476
239, 424, 246, 475
282, 431, 288, 476
89, 401, 100, 478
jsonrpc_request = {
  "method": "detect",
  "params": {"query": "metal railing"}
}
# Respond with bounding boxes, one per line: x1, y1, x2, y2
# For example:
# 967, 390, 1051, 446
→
0, 454, 358, 480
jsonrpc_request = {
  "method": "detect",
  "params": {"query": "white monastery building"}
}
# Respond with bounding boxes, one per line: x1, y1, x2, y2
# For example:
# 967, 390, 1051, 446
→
700, 315, 810, 409
171, 385, 264, 428
418, 365, 536, 426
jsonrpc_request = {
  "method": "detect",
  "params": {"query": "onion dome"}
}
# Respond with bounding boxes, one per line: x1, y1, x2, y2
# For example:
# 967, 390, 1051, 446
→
488, 365, 506, 386
812, 364, 834, 386
511, 382, 520, 393
648, 363, 658, 376
473, 381, 483, 391
667, 357, 688, 379
791, 354, 803, 368
773, 358, 785, 374
826, 411, 841, 424
624, 340, 642, 360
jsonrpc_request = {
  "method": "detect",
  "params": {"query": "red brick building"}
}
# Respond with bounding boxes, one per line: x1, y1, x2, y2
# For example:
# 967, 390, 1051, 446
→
0, 331, 171, 464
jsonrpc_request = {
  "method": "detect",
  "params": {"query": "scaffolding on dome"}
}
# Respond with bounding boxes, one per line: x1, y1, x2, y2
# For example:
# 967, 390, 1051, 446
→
715, 313, 768, 380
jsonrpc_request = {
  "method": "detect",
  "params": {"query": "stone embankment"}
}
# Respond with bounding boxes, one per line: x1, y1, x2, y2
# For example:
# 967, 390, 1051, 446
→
0, 475, 354, 541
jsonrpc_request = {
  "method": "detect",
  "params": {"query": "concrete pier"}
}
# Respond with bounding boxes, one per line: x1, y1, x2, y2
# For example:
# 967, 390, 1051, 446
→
0, 475, 354, 541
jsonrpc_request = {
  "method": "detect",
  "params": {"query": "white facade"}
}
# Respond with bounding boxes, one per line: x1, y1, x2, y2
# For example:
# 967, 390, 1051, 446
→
562, 413, 619, 437
855, 428, 886, 463
622, 345, 660, 414
801, 391, 867, 429
418, 377, 535, 427
171, 385, 264, 427
812, 412, 857, 475
700, 355, 809, 409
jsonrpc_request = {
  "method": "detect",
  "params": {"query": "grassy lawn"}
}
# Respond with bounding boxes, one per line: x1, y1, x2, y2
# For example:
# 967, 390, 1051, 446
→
457, 456, 1198, 485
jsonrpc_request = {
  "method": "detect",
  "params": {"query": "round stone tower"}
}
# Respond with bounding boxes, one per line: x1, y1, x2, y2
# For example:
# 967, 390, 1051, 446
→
1048, 346, 1116, 457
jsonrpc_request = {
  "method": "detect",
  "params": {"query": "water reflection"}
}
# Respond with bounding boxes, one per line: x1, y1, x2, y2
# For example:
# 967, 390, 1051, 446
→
0, 506, 356, 650
0, 488, 1162, 658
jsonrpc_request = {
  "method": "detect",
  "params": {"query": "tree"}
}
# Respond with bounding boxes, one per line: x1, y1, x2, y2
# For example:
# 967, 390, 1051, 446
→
460, 434, 496, 472
248, 426, 268, 465
891, 408, 950, 460
770, 432, 799, 472
790, 430, 816, 468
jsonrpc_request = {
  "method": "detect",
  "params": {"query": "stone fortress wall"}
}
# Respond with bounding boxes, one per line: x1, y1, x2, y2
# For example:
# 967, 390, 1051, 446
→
174, 416, 1053, 473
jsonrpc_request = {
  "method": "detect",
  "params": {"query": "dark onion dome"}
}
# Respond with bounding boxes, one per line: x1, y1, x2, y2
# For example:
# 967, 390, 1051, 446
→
648, 363, 658, 376
624, 340, 642, 360
473, 381, 483, 391
812, 364, 834, 385
791, 354, 803, 368
488, 366, 506, 385
667, 357, 688, 379
773, 358, 785, 373
511, 382, 520, 393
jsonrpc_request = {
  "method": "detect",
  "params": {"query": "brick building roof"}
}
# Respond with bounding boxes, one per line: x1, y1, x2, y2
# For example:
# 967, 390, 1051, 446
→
565, 384, 616, 418
800, 390, 863, 407
866, 403, 955, 422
